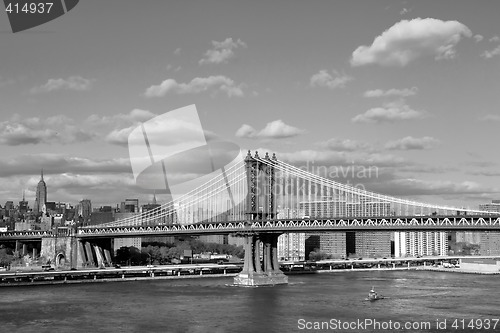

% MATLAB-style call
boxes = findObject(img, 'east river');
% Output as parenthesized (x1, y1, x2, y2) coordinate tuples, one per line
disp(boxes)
(0, 271, 498, 333)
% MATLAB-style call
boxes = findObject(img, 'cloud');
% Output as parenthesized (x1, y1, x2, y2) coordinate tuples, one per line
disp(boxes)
(481, 45, 500, 59)
(350, 18, 472, 67)
(0, 154, 131, 178)
(385, 136, 439, 150)
(489, 36, 500, 42)
(30, 76, 94, 93)
(473, 34, 484, 42)
(174, 48, 182, 55)
(478, 114, 500, 121)
(310, 70, 353, 89)
(0, 114, 94, 146)
(319, 138, 371, 152)
(363, 87, 418, 98)
(235, 120, 305, 139)
(199, 38, 247, 65)
(87, 109, 157, 126)
(352, 101, 426, 123)
(399, 8, 410, 15)
(380, 179, 498, 197)
(85, 109, 158, 147)
(144, 75, 244, 97)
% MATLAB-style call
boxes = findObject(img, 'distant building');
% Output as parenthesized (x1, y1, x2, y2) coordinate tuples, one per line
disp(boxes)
(278, 233, 305, 261)
(479, 200, 500, 213)
(479, 231, 500, 256)
(88, 212, 114, 225)
(19, 192, 28, 214)
(15, 220, 37, 231)
(34, 170, 47, 215)
(113, 237, 142, 254)
(305, 232, 346, 259)
(77, 199, 92, 223)
(394, 231, 448, 257)
(199, 235, 228, 244)
(121, 199, 139, 213)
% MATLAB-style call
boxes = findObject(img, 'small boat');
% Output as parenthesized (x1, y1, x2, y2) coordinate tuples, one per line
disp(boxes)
(366, 287, 384, 301)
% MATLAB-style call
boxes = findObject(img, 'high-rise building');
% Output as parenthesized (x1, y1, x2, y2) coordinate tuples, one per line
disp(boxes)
(34, 169, 47, 214)
(278, 233, 305, 261)
(479, 200, 500, 213)
(394, 231, 448, 257)
(19, 191, 28, 214)
(77, 199, 92, 224)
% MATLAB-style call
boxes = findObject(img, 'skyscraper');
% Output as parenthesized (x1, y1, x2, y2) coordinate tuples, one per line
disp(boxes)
(34, 169, 47, 214)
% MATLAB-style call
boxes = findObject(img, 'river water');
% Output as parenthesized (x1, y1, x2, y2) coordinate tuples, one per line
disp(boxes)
(0, 271, 498, 333)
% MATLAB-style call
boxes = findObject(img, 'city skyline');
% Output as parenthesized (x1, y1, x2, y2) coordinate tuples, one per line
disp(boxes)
(1, 0, 500, 208)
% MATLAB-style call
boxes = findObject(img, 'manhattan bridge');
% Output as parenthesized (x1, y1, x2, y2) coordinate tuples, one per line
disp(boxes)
(2, 150, 499, 286)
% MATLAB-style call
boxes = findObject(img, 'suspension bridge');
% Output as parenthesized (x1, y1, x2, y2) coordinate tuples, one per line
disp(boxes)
(1, 150, 499, 286)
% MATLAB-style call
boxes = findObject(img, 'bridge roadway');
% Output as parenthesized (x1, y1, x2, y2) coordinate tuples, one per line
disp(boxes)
(1, 215, 500, 240)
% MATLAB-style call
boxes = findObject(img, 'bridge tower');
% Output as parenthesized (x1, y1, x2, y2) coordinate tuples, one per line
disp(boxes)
(234, 151, 288, 286)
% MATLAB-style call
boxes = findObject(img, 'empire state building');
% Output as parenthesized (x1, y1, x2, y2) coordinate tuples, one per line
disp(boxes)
(34, 169, 47, 214)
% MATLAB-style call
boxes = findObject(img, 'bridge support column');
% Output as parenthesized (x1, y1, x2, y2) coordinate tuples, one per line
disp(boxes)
(233, 232, 288, 286)
(84, 242, 95, 267)
(77, 241, 86, 268)
(93, 245, 105, 268)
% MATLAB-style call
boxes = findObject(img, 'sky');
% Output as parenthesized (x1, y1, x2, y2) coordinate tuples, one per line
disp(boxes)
(1, 0, 500, 210)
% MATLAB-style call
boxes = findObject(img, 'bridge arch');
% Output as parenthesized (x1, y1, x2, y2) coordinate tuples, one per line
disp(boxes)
(56, 253, 66, 267)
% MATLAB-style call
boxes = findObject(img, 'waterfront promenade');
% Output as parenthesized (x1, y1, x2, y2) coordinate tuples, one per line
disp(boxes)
(2, 255, 498, 287)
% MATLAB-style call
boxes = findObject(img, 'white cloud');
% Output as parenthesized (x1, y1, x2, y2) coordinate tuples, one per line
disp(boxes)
(144, 75, 244, 97)
(473, 34, 484, 42)
(399, 8, 410, 15)
(363, 87, 418, 98)
(352, 101, 426, 123)
(199, 38, 247, 65)
(0, 114, 94, 146)
(385, 136, 439, 150)
(320, 138, 371, 152)
(350, 18, 472, 67)
(478, 114, 500, 121)
(481, 45, 500, 59)
(85, 109, 158, 146)
(489, 36, 500, 42)
(235, 120, 305, 139)
(30, 76, 94, 93)
(174, 48, 182, 55)
(87, 109, 157, 125)
(310, 70, 353, 89)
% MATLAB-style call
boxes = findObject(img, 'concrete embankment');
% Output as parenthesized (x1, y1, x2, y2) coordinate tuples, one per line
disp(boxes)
(415, 266, 500, 275)
(0, 272, 239, 287)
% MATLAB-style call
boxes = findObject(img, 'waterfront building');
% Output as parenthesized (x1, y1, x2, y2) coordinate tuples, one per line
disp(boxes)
(278, 233, 305, 261)
(34, 170, 47, 215)
(305, 232, 346, 259)
(479, 231, 500, 256)
(199, 235, 228, 245)
(394, 231, 448, 257)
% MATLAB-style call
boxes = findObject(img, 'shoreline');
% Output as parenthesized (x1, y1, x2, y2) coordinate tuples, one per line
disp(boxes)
(1, 265, 498, 288)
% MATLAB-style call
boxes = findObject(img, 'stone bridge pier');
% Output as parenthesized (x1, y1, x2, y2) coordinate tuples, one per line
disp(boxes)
(78, 239, 113, 268)
(233, 232, 288, 286)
